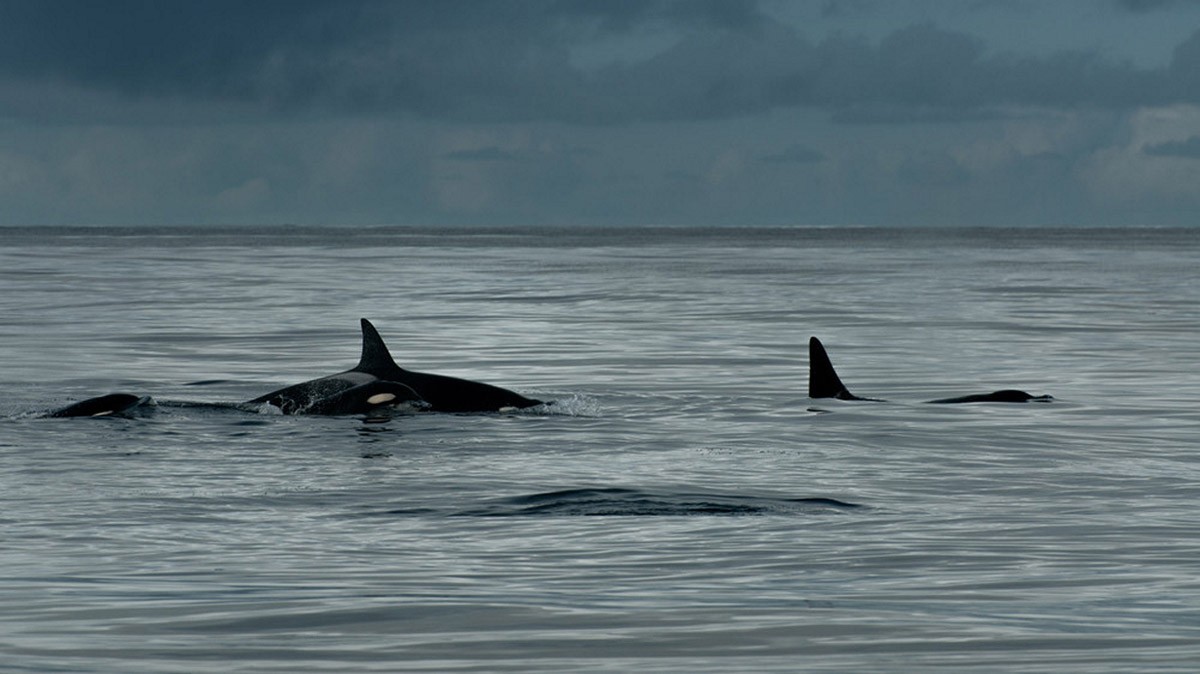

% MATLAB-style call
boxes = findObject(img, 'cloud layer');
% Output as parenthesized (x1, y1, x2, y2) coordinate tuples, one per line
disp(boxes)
(2, 0, 1199, 226)
(4, 1, 1198, 123)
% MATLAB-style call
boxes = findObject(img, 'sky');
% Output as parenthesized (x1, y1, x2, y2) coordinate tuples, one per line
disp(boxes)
(2, 0, 1199, 227)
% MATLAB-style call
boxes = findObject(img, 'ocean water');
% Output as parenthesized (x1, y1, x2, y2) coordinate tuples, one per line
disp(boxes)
(1, 226, 1198, 673)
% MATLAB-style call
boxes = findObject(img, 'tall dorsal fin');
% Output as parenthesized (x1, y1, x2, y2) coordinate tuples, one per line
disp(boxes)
(355, 318, 403, 374)
(808, 336, 867, 401)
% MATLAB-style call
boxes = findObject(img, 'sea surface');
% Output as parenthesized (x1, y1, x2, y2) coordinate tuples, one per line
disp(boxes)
(1, 225, 1198, 673)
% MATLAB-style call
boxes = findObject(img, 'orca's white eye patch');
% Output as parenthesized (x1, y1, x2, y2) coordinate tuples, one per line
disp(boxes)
(367, 393, 396, 405)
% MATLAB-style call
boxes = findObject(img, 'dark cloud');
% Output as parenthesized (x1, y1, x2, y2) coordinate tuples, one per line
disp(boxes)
(1168, 28, 1200, 93)
(2, 0, 1199, 229)
(819, 0, 880, 19)
(614, 21, 1196, 120)
(550, 0, 767, 32)
(760, 144, 826, 163)
(0, 0, 366, 98)
(442, 146, 522, 161)
(1144, 136, 1200, 157)
(1116, 0, 1197, 11)
(897, 151, 971, 187)
(2, 2, 1198, 125)
(831, 104, 1003, 125)
(0, 0, 763, 114)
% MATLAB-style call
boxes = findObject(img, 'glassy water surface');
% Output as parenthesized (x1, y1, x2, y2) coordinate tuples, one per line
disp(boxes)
(1, 226, 1198, 672)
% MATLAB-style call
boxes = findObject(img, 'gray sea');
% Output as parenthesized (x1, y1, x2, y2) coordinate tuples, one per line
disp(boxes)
(1, 226, 1197, 673)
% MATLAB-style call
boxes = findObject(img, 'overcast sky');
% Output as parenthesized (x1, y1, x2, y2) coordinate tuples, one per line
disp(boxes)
(2, 0, 1199, 227)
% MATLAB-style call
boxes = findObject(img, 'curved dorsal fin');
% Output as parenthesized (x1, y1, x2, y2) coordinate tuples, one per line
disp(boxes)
(355, 318, 403, 375)
(808, 336, 867, 401)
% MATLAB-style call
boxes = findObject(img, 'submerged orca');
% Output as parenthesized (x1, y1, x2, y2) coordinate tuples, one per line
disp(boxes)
(46, 393, 153, 418)
(47, 380, 422, 419)
(45, 318, 541, 418)
(808, 336, 1052, 404)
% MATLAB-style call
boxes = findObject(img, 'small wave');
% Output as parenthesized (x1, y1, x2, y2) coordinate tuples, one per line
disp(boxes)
(529, 393, 601, 417)
(462, 487, 863, 517)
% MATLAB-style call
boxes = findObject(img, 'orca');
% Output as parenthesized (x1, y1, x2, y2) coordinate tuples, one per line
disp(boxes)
(320, 318, 544, 413)
(926, 390, 1052, 404)
(46, 380, 422, 419)
(45, 318, 541, 418)
(249, 377, 427, 416)
(808, 336, 1051, 404)
(46, 393, 153, 418)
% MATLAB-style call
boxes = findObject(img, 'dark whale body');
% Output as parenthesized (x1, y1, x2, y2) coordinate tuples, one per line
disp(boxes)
(45, 393, 153, 418)
(45, 318, 541, 418)
(926, 390, 1052, 404)
(808, 336, 1052, 404)
(341, 319, 543, 413)
(250, 378, 426, 416)
(248, 318, 542, 414)
(46, 380, 422, 419)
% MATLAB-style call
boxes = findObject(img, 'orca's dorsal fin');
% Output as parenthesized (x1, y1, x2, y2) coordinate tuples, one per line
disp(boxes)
(355, 318, 404, 375)
(808, 336, 868, 401)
